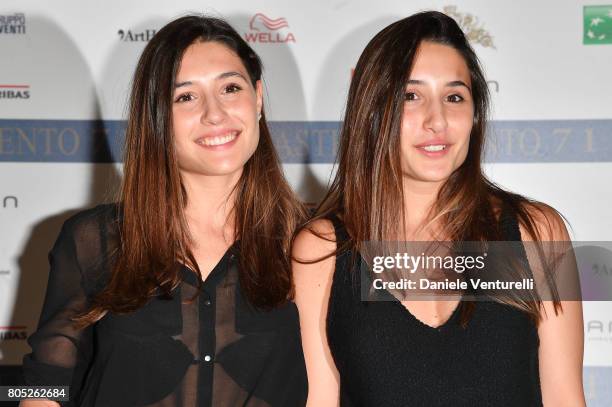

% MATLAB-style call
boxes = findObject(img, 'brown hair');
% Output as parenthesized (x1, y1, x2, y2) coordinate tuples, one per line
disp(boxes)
(307, 11, 562, 323)
(76, 15, 304, 327)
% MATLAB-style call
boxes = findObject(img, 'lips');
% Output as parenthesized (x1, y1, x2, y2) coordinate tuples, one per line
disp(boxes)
(195, 130, 240, 147)
(414, 139, 451, 157)
(420, 144, 447, 152)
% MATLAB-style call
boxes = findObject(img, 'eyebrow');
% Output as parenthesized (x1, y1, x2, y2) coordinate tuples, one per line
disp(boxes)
(174, 71, 248, 88)
(406, 79, 471, 91)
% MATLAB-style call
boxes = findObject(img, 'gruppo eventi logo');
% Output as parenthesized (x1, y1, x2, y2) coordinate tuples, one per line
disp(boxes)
(584, 5, 612, 45)
(244, 13, 296, 44)
(0, 13, 25, 35)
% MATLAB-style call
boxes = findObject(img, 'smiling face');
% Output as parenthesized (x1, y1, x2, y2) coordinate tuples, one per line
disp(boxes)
(172, 41, 262, 179)
(399, 41, 474, 185)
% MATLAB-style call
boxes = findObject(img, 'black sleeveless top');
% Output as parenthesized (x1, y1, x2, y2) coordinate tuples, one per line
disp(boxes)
(326, 210, 542, 407)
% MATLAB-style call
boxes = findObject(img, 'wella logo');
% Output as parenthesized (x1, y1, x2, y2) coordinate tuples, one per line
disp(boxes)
(244, 13, 296, 44)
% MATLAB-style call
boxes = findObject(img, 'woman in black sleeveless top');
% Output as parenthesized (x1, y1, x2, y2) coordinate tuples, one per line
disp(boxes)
(292, 11, 585, 407)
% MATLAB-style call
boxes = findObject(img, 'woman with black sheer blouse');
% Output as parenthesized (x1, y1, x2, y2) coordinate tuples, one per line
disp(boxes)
(21, 16, 307, 407)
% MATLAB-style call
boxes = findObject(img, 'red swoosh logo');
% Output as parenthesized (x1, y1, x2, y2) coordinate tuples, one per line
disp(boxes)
(249, 13, 289, 31)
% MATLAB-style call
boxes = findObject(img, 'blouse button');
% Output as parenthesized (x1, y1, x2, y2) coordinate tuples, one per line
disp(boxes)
(203, 299, 212, 306)
(203, 354, 213, 362)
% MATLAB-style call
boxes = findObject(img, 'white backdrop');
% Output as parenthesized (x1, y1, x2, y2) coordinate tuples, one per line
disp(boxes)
(1, 0, 611, 405)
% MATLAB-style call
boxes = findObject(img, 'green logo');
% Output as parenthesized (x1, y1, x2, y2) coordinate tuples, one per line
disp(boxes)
(584, 5, 612, 44)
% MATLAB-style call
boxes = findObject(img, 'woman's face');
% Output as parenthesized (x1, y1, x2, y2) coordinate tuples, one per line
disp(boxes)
(172, 41, 262, 178)
(399, 41, 474, 184)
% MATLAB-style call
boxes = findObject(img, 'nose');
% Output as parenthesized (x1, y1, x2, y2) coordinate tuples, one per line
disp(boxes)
(423, 99, 448, 133)
(200, 95, 227, 125)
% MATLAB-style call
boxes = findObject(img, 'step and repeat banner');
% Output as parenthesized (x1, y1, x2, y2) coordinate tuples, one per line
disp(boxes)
(1, 0, 611, 404)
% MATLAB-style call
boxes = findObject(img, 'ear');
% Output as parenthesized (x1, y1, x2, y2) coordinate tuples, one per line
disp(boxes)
(255, 79, 263, 116)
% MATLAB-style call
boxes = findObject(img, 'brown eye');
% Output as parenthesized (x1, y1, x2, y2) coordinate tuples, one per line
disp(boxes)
(447, 94, 464, 103)
(404, 92, 418, 101)
(175, 93, 194, 103)
(224, 84, 242, 93)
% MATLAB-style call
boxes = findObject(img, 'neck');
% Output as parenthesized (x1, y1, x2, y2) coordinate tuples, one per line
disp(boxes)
(401, 177, 444, 239)
(181, 170, 242, 237)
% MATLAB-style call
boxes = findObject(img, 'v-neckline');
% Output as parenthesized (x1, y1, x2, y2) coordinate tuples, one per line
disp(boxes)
(391, 298, 463, 331)
(180, 242, 238, 287)
(358, 252, 464, 331)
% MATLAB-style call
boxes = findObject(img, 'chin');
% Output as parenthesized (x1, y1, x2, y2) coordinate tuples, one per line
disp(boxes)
(410, 166, 455, 183)
(421, 174, 452, 183)
(209, 165, 245, 177)
(189, 159, 241, 177)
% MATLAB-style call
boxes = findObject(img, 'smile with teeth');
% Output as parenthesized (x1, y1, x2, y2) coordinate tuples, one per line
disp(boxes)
(197, 132, 239, 146)
(419, 144, 447, 152)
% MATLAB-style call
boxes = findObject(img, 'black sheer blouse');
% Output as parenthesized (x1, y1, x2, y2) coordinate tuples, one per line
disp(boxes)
(22, 204, 308, 407)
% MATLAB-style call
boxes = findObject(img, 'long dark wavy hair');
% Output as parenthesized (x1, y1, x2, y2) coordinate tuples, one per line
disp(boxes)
(76, 15, 305, 327)
(307, 11, 562, 323)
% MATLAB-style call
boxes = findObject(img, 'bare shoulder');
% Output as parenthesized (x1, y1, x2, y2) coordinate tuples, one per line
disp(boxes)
(292, 218, 337, 264)
(519, 201, 570, 242)
(292, 218, 338, 299)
